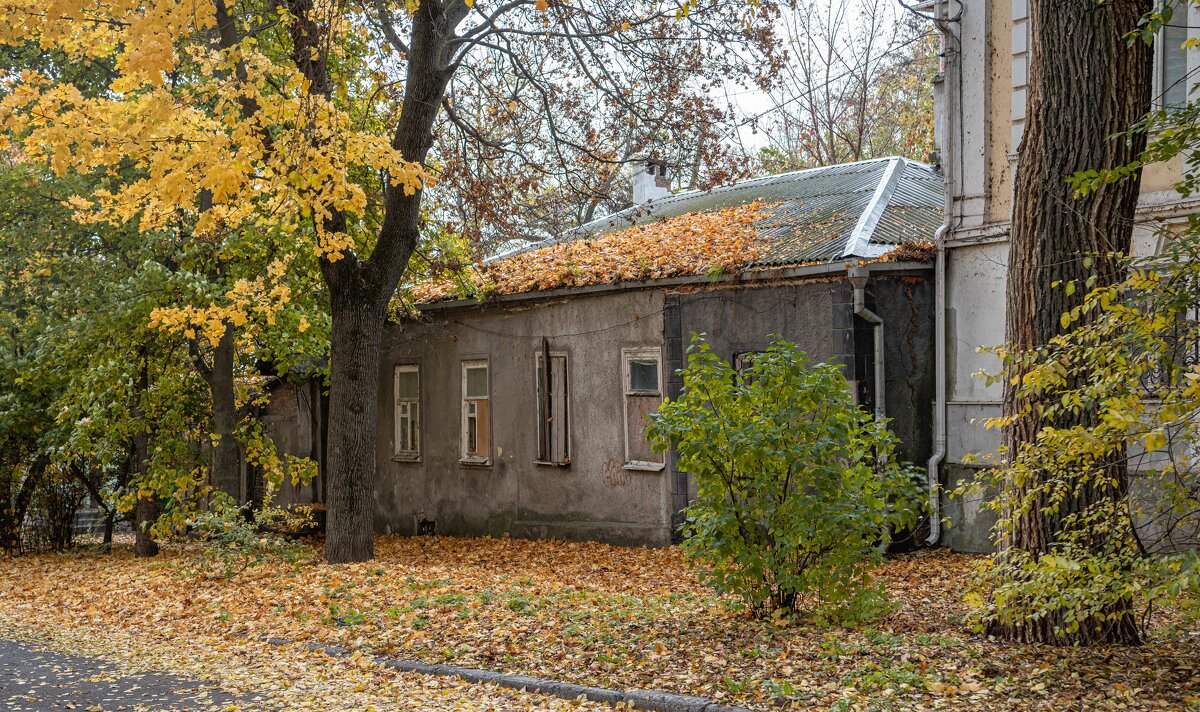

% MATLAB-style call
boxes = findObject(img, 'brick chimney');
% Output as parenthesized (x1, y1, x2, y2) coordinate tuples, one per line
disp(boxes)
(632, 158, 672, 204)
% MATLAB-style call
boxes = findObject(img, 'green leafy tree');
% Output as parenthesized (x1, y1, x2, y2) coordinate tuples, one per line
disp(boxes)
(647, 337, 923, 622)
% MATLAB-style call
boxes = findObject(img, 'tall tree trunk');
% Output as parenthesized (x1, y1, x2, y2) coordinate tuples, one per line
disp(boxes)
(285, 0, 467, 563)
(322, 294, 386, 562)
(131, 356, 159, 558)
(1, 462, 41, 553)
(997, 0, 1152, 645)
(208, 324, 241, 501)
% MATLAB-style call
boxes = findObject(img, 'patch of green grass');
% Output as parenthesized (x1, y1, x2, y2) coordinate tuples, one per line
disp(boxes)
(839, 660, 925, 693)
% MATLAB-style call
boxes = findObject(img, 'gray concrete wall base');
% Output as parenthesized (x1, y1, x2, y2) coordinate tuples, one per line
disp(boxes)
(940, 463, 998, 553)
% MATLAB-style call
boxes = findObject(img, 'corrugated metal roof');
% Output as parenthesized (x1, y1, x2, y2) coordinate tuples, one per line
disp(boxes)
(501, 156, 944, 266)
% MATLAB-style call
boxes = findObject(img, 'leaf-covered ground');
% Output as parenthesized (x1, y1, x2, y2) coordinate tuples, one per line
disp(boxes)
(1, 536, 1198, 711)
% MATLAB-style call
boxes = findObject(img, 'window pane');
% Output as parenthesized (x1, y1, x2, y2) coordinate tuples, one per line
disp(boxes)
(1164, 22, 1189, 109)
(408, 403, 419, 453)
(629, 359, 659, 391)
(626, 394, 660, 462)
(476, 400, 490, 455)
(396, 368, 419, 399)
(398, 410, 411, 452)
(466, 365, 489, 398)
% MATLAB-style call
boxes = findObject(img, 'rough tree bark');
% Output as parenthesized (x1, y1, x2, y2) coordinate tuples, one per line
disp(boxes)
(205, 325, 242, 500)
(998, 0, 1152, 645)
(131, 355, 159, 558)
(286, 0, 466, 563)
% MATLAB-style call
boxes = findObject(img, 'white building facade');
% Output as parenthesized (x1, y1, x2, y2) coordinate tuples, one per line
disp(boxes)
(930, 0, 1200, 551)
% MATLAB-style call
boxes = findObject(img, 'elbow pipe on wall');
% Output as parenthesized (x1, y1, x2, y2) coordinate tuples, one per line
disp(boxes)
(846, 266, 885, 422)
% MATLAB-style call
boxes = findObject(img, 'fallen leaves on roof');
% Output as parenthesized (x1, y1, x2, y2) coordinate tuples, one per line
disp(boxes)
(876, 239, 936, 263)
(3, 535, 1198, 711)
(409, 202, 769, 304)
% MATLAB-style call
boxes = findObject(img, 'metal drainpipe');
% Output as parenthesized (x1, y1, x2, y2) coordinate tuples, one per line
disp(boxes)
(924, 0, 960, 547)
(846, 266, 885, 422)
(926, 225, 950, 546)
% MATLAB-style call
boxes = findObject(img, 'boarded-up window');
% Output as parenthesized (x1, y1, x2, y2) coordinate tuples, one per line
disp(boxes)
(462, 360, 490, 462)
(394, 364, 420, 459)
(536, 351, 570, 465)
(622, 347, 664, 470)
(733, 351, 759, 378)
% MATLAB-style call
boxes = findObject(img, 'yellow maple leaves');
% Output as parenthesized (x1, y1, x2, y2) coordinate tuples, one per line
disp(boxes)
(411, 201, 768, 304)
(149, 258, 296, 345)
(0, 0, 429, 264)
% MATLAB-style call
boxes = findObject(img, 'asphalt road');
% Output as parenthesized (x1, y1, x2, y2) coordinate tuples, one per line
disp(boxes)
(0, 638, 243, 711)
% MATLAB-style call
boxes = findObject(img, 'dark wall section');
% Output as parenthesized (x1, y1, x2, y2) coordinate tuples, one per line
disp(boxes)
(665, 274, 935, 530)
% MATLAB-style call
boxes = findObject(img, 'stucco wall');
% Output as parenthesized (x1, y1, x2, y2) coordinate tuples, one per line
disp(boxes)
(665, 274, 936, 506)
(376, 289, 673, 546)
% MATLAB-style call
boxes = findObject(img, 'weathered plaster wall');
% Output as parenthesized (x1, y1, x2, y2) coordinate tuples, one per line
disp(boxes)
(263, 381, 323, 507)
(665, 274, 936, 505)
(376, 289, 672, 546)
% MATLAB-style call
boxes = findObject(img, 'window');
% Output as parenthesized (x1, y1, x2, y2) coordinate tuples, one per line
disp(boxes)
(536, 350, 570, 465)
(622, 347, 664, 471)
(461, 360, 491, 463)
(1159, 9, 1192, 110)
(394, 365, 420, 460)
(733, 351, 763, 382)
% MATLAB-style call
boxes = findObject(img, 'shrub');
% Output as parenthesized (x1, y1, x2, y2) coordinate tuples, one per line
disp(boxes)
(648, 337, 923, 622)
(180, 492, 310, 580)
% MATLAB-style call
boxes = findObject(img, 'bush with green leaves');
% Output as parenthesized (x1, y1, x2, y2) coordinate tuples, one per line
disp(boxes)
(180, 492, 310, 580)
(647, 337, 924, 622)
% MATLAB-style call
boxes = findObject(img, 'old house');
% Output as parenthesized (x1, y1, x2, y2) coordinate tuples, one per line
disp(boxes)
(359, 157, 944, 546)
(927, 0, 1200, 551)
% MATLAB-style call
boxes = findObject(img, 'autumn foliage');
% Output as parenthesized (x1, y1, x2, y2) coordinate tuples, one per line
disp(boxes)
(409, 202, 769, 304)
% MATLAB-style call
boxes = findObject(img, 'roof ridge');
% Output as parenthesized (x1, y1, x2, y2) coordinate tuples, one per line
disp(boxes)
(842, 157, 905, 258)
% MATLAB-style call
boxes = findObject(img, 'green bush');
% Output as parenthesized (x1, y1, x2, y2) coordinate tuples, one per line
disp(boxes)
(647, 337, 923, 622)
(180, 492, 310, 580)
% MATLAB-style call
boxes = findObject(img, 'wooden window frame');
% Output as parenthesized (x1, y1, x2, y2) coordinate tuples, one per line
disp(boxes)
(622, 347, 665, 472)
(460, 359, 492, 466)
(393, 364, 421, 462)
(535, 348, 571, 467)
(1155, 6, 1199, 111)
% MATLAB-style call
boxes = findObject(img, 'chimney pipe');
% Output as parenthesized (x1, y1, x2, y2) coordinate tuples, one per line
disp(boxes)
(632, 158, 672, 205)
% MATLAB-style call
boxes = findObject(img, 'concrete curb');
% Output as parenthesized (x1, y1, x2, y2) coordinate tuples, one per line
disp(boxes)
(257, 637, 751, 711)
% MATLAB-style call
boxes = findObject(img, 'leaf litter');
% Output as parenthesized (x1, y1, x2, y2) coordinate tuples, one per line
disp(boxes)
(1, 536, 1197, 711)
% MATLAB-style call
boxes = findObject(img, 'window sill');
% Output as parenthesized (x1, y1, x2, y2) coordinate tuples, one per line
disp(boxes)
(459, 457, 492, 468)
(534, 460, 571, 468)
(392, 454, 421, 463)
(623, 461, 665, 473)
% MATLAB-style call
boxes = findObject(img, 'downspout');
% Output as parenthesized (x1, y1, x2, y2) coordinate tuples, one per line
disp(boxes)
(926, 225, 949, 546)
(846, 266, 885, 421)
(924, 0, 961, 547)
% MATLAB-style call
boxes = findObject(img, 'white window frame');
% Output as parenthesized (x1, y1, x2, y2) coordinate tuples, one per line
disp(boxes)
(622, 347, 665, 472)
(460, 359, 491, 465)
(1154, 5, 1199, 111)
(535, 349, 571, 466)
(393, 364, 420, 461)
